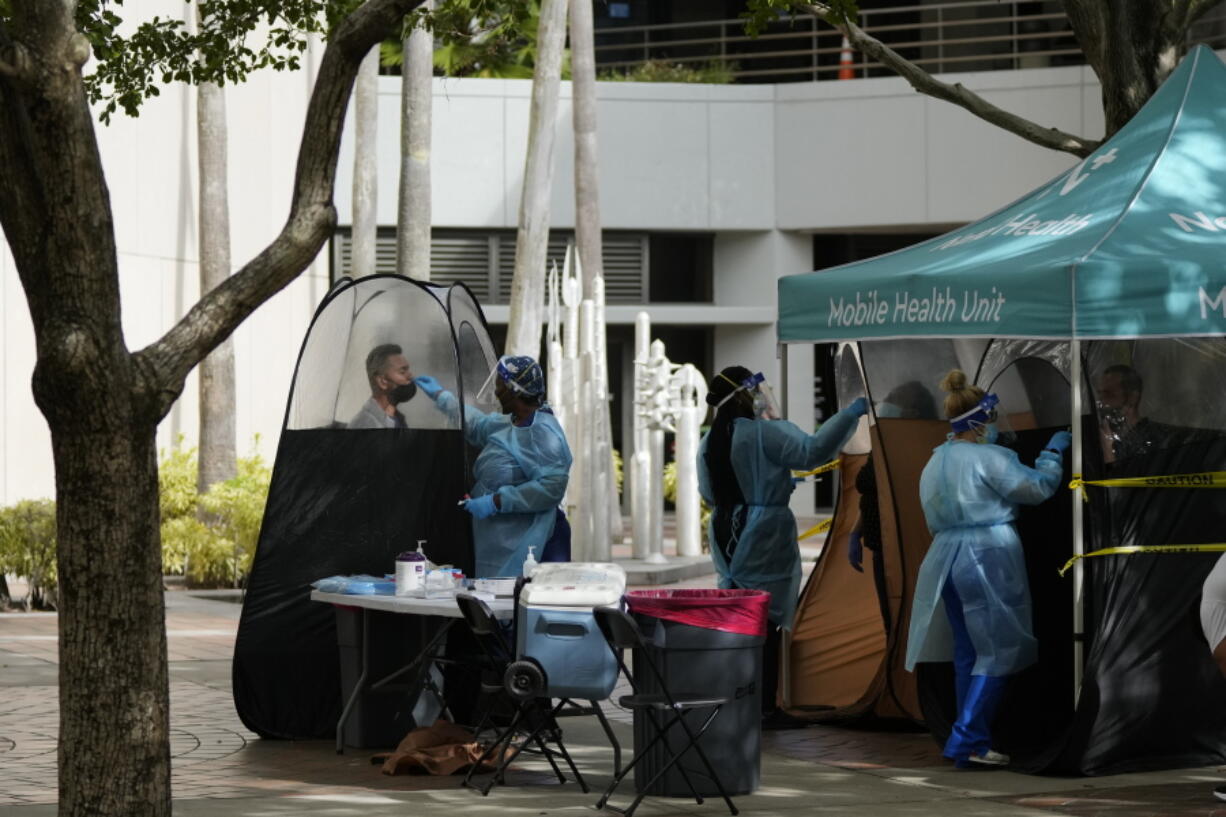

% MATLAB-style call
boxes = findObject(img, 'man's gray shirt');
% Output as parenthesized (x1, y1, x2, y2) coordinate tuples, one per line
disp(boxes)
(348, 398, 402, 429)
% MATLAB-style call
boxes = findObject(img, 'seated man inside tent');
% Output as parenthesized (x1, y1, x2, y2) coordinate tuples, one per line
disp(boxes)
(348, 344, 418, 429)
(1095, 364, 1182, 464)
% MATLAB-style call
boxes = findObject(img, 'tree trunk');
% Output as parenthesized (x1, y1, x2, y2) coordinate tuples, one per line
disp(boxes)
(197, 77, 237, 491)
(397, 0, 433, 280)
(0, 4, 425, 814)
(569, 0, 619, 546)
(569, 0, 602, 298)
(54, 425, 168, 815)
(352, 40, 380, 276)
(505, 0, 568, 356)
(1063, 0, 1192, 137)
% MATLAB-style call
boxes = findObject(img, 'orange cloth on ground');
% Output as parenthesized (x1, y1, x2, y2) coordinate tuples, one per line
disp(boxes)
(370, 720, 498, 776)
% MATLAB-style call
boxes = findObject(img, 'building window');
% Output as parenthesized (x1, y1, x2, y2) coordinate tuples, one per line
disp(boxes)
(332, 229, 713, 305)
(647, 233, 713, 303)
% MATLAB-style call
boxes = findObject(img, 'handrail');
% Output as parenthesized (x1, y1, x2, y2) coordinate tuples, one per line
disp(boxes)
(597, 30, 1080, 70)
(593, 11, 1071, 53)
(592, 0, 1061, 35)
(592, 0, 1226, 83)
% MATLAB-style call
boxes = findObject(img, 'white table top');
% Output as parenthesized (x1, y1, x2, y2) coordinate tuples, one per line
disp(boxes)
(310, 589, 514, 620)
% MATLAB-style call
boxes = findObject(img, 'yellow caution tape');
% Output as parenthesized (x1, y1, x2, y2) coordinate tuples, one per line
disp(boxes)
(1058, 543, 1226, 577)
(792, 460, 841, 480)
(1069, 471, 1226, 501)
(798, 518, 834, 541)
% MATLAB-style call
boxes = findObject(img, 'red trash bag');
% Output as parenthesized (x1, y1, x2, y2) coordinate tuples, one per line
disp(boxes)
(625, 589, 771, 637)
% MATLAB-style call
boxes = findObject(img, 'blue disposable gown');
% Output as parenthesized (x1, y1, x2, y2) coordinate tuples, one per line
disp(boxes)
(436, 392, 572, 578)
(697, 408, 861, 629)
(906, 440, 1062, 676)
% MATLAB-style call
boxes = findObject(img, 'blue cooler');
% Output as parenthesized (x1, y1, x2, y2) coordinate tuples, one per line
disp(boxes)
(515, 563, 626, 700)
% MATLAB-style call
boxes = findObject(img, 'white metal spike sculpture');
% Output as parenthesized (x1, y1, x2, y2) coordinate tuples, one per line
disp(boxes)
(642, 339, 672, 564)
(630, 312, 653, 559)
(593, 275, 621, 547)
(668, 364, 707, 557)
(546, 260, 566, 441)
(629, 311, 707, 561)
(548, 244, 615, 562)
(576, 298, 598, 560)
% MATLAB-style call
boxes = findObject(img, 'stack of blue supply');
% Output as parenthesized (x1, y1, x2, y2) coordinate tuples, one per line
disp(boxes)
(312, 575, 396, 595)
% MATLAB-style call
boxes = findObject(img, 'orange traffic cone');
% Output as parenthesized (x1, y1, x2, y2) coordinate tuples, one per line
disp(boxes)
(838, 36, 855, 80)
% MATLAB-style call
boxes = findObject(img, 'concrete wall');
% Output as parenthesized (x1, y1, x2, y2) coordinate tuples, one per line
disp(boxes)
(2, 54, 1105, 504)
(775, 65, 1103, 229)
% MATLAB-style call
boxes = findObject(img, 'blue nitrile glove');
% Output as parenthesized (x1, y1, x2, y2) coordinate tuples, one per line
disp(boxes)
(414, 375, 443, 399)
(847, 397, 869, 418)
(464, 493, 498, 520)
(848, 531, 864, 573)
(1045, 430, 1072, 453)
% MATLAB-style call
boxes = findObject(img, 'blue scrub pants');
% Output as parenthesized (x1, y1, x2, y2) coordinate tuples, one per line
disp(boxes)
(941, 579, 1008, 765)
(540, 508, 571, 562)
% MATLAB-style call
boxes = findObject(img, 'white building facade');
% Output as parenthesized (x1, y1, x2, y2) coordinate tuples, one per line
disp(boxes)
(0, 51, 1104, 510)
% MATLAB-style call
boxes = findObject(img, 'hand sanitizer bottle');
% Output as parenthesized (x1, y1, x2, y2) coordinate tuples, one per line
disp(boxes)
(396, 540, 428, 596)
(522, 545, 538, 578)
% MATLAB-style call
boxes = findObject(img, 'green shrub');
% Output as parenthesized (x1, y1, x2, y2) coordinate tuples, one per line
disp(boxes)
(611, 448, 624, 495)
(158, 440, 272, 588)
(0, 499, 58, 609)
(599, 60, 736, 84)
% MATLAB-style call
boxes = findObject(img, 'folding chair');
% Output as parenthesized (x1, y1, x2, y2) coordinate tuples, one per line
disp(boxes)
(454, 592, 589, 796)
(593, 606, 738, 817)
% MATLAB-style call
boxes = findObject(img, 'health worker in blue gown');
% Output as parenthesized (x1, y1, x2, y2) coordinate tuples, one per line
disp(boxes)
(697, 365, 868, 727)
(906, 368, 1070, 768)
(415, 356, 572, 578)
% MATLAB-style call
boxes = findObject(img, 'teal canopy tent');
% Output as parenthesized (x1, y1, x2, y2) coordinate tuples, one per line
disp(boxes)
(779, 45, 1226, 344)
(780, 46, 1226, 775)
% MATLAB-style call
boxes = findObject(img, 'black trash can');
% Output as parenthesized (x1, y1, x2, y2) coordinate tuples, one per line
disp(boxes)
(626, 589, 770, 797)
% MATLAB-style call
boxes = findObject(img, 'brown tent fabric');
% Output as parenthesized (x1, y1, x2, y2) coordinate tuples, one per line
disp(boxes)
(787, 419, 949, 722)
(370, 720, 500, 776)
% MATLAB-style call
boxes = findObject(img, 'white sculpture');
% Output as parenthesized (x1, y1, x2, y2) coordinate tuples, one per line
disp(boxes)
(547, 244, 613, 563)
(667, 364, 707, 557)
(629, 312, 707, 562)
(546, 262, 705, 564)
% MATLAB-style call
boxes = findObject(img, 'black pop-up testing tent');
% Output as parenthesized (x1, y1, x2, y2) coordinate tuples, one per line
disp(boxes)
(782, 46, 1226, 774)
(232, 275, 499, 740)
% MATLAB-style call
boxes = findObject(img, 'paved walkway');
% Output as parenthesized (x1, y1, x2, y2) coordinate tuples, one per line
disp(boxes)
(3, 551, 1226, 815)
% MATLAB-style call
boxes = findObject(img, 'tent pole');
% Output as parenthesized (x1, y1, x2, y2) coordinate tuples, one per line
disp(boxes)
(1071, 338, 1085, 706)
(779, 341, 793, 709)
(778, 342, 789, 418)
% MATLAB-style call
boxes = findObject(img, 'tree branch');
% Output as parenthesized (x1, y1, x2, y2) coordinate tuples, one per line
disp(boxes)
(134, 0, 426, 418)
(797, 2, 1101, 158)
(1188, 0, 1226, 24)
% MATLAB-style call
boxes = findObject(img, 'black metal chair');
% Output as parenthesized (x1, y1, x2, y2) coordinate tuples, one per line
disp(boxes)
(592, 606, 738, 817)
(454, 592, 588, 796)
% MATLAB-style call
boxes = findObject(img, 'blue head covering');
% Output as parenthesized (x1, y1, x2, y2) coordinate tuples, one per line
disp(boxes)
(497, 355, 545, 397)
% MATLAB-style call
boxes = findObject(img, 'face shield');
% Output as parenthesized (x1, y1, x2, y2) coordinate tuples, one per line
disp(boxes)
(474, 365, 499, 405)
(950, 393, 1015, 445)
(713, 371, 781, 420)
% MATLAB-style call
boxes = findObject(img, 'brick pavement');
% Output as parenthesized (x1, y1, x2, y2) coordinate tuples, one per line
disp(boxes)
(7, 552, 1226, 815)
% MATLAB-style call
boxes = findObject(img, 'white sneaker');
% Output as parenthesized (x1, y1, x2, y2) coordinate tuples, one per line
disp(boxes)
(967, 749, 1010, 766)
(1213, 783, 1226, 802)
